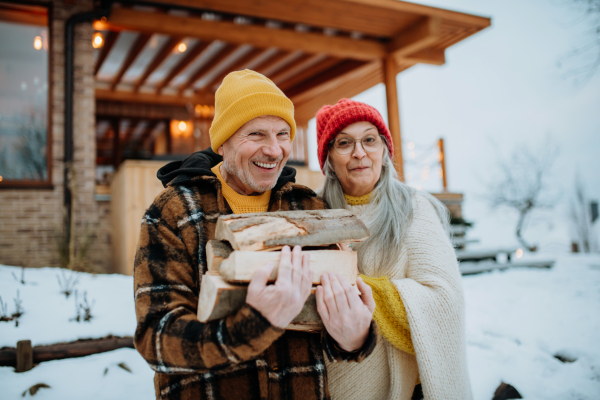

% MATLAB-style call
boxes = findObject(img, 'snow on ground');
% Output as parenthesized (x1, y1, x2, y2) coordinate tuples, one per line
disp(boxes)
(1, 254, 600, 399)
(0, 348, 154, 399)
(0, 266, 135, 347)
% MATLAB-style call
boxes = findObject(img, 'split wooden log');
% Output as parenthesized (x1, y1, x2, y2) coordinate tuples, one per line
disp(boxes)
(198, 273, 323, 332)
(215, 210, 370, 251)
(218, 250, 357, 284)
(206, 239, 233, 271)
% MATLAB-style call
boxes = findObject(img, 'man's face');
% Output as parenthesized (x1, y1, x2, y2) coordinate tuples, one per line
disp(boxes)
(219, 115, 292, 195)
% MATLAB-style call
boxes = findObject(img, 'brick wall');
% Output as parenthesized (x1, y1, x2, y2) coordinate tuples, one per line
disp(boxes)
(0, 0, 113, 272)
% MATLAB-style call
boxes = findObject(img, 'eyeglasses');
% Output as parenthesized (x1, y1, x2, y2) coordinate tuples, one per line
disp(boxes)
(330, 134, 384, 155)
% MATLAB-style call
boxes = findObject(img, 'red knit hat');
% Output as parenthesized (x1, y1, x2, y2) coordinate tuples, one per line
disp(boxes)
(316, 98, 393, 171)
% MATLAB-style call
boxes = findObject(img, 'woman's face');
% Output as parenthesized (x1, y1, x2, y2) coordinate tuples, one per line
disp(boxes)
(328, 121, 385, 197)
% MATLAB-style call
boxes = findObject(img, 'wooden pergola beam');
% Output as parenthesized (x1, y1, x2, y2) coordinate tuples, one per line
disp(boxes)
(155, 40, 212, 94)
(94, 31, 119, 76)
(110, 33, 151, 90)
(389, 17, 441, 59)
(403, 48, 445, 66)
(134, 36, 183, 91)
(278, 57, 341, 92)
(94, 8, 386, 61)
(179, 43, 241, 94)
(96, 88, 214, 107)
(134, 0, 491, 37)
(271, 53, 327, 85)
(252, 50, 292, 75)
(206, 47, 270, 92)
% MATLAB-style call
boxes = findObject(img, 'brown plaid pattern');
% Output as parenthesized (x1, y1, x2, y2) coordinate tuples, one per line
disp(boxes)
(134, 175, 378, 400)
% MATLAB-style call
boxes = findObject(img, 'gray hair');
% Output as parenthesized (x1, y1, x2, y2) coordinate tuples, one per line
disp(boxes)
(319, 148, 450, 272)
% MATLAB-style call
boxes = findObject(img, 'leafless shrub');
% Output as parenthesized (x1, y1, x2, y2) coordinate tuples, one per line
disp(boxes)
(484, 140, 559, 251)
(13, 290, 23, 327)
(56, 269, 81, 299)
(569, 175, 599, 252)
(0, 296, 10, 322)
(11, 267, 26, 285)
(70, 290, 95, 323)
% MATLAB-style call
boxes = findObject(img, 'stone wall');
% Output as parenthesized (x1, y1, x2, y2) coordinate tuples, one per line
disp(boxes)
(0, 0, 113, 272)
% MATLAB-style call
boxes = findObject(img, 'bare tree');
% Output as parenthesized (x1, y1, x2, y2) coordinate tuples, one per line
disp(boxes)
(557, 0, 600, 84)
(485, 141, 559, 251)
(569, 174, 598, 252)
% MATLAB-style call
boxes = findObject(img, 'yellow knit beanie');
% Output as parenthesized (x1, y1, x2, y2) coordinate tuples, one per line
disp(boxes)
(209, 69, 296, 152)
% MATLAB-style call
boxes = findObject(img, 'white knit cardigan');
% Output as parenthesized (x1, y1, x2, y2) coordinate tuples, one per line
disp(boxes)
(325, 194, 472, 400)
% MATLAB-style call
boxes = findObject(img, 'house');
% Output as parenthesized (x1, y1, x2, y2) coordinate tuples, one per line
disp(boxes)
(0, 0, 490, 272)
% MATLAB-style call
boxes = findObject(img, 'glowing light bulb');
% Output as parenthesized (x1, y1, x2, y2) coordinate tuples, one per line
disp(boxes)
(515, 248, 523, 258)
(178, 121, 187, 131)
(92, 32, 103, 49)
(33, 36, 42, 50)
(0, 175, 3, 182)
(178, 43, 187, 52)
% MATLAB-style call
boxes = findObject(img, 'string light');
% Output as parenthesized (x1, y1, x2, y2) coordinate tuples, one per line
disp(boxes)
(515, 248, 524, 258)
(33, 36, 42, 50)
(92, 32, 103, 48)
(178, 121, 187, 131)
(178, 43, 187, 52)
(407, 142, 415, 150)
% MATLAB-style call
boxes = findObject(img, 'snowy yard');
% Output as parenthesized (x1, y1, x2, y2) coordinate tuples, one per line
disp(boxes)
(1, 253, 599, 399)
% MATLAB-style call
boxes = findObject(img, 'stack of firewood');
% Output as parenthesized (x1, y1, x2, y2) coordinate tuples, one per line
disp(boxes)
(197, 209, 370, 331)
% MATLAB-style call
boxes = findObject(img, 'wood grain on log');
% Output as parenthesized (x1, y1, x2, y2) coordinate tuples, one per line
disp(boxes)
(218, 250, 358, 284)
(198, 273, 323, 331)
(206, 239, 233, 271)
(215, 210, 370, 251)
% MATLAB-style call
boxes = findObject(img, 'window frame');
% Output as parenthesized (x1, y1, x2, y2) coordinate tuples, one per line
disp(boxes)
(0, 2, 53, 189)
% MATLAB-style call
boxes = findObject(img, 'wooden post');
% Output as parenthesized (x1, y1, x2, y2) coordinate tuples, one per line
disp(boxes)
(165, 118, 172, 154)
(112, 118, 121, 170)
(383, 56, 404, 180)
(302, 125, 310, 166)
(439, 138, 448, 191)
(16, 340, 33, 372)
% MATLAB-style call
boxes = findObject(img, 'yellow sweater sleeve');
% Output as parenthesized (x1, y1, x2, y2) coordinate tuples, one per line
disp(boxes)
(360, 274, 415, 355)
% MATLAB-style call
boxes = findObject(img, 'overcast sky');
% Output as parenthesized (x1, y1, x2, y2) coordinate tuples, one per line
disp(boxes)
(307, 0, 600, 250)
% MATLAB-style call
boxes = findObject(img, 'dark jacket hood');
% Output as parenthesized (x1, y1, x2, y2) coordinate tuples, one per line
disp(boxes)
(157, 147, 297, 191)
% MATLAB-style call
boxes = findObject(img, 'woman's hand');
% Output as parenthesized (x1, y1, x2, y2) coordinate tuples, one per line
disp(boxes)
(247, 246, 313, 329)
(316, 273, 376, 352)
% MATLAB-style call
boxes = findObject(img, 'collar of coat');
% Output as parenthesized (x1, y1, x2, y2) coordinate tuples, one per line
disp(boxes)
(157, 147, 298, 193)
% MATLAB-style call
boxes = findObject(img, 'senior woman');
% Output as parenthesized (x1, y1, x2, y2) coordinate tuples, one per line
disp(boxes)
(314, 99, 471, 400)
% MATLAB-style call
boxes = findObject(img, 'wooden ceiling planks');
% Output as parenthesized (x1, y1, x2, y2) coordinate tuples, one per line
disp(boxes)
(155, 40, 212, 94)
(205, 47, 270, 92)
(179, 43, 241, 94)
(134, 36, 183, 91)
(110, 33, 151, 90)
(94, 31, 119, 76)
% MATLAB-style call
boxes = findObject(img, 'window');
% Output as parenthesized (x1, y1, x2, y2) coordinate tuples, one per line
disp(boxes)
(0, 4, 50, 186)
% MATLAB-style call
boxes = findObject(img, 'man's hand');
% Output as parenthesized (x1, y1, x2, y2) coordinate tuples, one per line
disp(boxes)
(246, 245, 313, 329)
(316, 274, 376, 352)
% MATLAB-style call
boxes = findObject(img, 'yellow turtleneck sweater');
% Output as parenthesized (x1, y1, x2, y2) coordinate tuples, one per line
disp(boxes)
(344, 191, 415, 356)
(211, 162, 271, 214)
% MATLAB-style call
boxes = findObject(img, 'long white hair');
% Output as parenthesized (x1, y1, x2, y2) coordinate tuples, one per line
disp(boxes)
(319, 147, 450, 271)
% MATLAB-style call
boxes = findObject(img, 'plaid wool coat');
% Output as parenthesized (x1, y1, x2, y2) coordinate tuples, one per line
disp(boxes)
(134, 149, 378, 400)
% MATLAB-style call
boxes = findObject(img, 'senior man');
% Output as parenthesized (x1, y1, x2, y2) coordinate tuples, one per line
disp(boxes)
(134, 70, 377, 400)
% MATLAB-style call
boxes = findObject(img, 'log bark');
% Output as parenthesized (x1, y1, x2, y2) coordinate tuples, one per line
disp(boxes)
(0, 336, 134, 367)
(16, 340, 33, 372)
(215, 210, 370, 251)
(206, 239, 233, 271)
(218, 250, 357, 284)
(198, 273, 323, 331)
